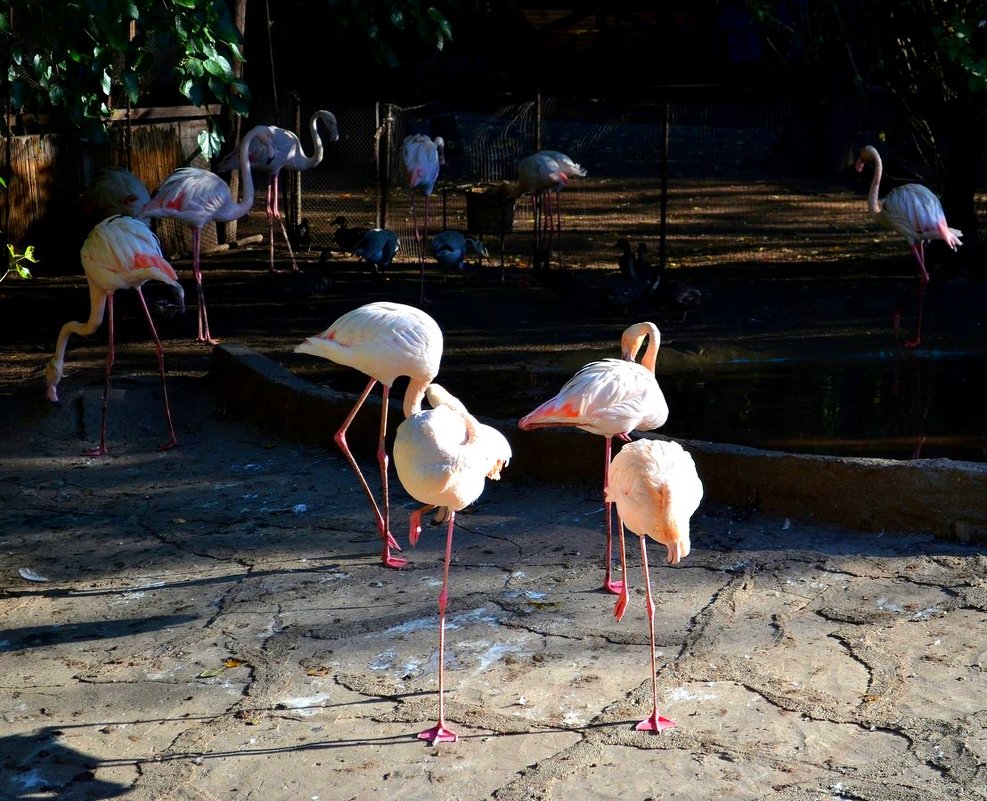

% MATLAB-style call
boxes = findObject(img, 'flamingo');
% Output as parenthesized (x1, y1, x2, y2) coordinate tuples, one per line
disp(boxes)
(139, 124, 274, 345)
(429, 230, 489, 279)
(44, 215, 185, 457)
(606, 438, 703, 732)
(400, 134, 445, 303)
(80, 166, 151, 221)
(855, 145, 963, 348)
(518, 322, 668, 594)
(393, 383, 512, 744)
(293, 301, 443, 569)
(218, 110, 339, 273)
(514, 152, 569, 270)
(535, 149, 586, 252)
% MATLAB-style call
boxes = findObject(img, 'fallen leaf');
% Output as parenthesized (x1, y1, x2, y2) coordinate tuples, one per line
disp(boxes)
(19, 568, 49, 582)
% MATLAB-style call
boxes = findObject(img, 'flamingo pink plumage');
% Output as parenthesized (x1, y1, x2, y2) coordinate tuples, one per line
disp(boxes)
(855, 145, 963, 348)
(606, 437, 703, 732)
(140, 124, 274, 345)
(515, 152, 569, 270)
(400, 134, 445, 303)
(218, 110, 339, 273)
(44, 215, 184, 457)
(80, 166, 151, 221)
(393, 383, 511, 744)
(293, 301, 443, 569)
(518, 322, 668, 594)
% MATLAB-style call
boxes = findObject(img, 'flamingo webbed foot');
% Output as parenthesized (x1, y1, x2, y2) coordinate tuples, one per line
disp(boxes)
(636, 712, 676, 732)
(603, 577, 624, 596)
(417, 722, 458, 745)
(84, 445, 108, 458)
(613, 588, 629, 621)
(382, 552, 410, 569)
(157, 439, 178, 452)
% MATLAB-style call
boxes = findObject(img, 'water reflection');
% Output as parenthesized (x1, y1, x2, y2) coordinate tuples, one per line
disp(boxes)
(292, 349, 987, 464)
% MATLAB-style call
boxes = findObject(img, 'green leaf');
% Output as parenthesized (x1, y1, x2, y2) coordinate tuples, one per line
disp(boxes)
(203, 55, 232, 78)
(198, 128, 223, 159)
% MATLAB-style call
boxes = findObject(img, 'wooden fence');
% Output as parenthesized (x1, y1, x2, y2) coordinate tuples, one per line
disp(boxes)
(2, 106, 218, 275)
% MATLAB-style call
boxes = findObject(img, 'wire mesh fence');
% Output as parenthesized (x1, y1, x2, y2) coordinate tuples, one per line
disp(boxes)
(243, 91, 886, 278)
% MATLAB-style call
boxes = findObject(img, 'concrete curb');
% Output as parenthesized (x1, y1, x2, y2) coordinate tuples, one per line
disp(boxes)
(208, 343, 987, 543)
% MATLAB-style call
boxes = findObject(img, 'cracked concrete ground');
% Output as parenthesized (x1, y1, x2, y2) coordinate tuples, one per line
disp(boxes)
(2, 369, 986, 801)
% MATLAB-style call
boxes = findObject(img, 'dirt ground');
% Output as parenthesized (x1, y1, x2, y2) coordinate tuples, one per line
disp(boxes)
(2, 229, 987, 800)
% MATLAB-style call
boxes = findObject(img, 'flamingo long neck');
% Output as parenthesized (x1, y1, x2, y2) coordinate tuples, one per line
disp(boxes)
(625, 323, 661, 373)
(865, 146, 883, 214)
(404, 378, 430, 419)
(47, 285, 108, 394)
(299, 111, 334, 171)
(229, 128, 263, 219)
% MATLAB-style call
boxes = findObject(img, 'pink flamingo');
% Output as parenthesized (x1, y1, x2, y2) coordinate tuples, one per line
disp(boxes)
(44, 215, 185, 457)
(393, 383, 511, 744)
(855, 145, 963, 348)
(400, 134, 445, 303)
(534, 149, 586, 252)
(218, 110, 339, 273)
(140, 124, 274, 345)
(515, 152, 569, 270)
(606, 438, 703, 732)
(518, 322, 668, 594)
(80, 166, 151, 220)
(293, 301, 443, 569)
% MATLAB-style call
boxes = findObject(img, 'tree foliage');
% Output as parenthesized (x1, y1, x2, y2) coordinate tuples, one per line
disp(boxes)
(2, 0, 249, 141)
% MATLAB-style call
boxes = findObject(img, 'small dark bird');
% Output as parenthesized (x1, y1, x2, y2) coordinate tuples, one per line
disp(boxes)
(352, 228, 400, 277)
(430, 230, 489, 279)
(332, 215, 371, 253)
(289, 217, 312, 253)
(650, 262, 708, 321)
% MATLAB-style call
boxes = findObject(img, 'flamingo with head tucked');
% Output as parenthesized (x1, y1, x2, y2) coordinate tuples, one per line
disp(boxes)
(393, 383, 511, 744)
(855, 145, 962, 348)
(293, 301, 443, 569)
(44, 215, 184, 457)
(140, 125, 274, 345)
(218, 110, 339, 272)
(606, 437, 703, 732)
(514, 152, 569, 270)
(518, 322, 668, 594)
(401, 134, 445, 303)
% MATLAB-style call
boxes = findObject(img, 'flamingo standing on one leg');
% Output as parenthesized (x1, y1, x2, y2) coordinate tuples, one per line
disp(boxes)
(139, 125, 274, 345)
(293, 301, 443, 569)
(518, 322, 668, 594)
(514, 153, 568, 271)
(400, 134, 445, 304)
(606, 438, 703, 732)
(44, 215, 185, 457)
(218, 110, 339, 273)
(393, 383, 512, 744)
(855, 145, 963, 348)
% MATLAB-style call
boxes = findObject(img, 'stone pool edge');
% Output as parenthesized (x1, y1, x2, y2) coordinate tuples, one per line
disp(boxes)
(208, 343, 987, 543)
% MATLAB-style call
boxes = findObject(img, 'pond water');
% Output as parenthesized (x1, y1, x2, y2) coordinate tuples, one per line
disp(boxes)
(294, 347, 987, 464)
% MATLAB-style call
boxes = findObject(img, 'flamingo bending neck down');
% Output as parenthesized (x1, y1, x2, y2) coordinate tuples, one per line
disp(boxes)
(855, 145, 962, 348)
(219, 110, 339, 272)
(140, 124, 274, 345)
(606, 438, 703, 732)
(518, 322, 667, 594)
(293, 301, 444, 569)
(393, 383, 512, 744)
(45, 215, 184, 457)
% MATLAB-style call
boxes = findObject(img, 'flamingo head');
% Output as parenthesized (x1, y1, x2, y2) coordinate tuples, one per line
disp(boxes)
(44, 357, 63, 403)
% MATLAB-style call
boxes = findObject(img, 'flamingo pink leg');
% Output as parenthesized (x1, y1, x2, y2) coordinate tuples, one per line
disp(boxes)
(267, 175, 299, 273)
(333, 378, 406, 569)
(602, 436, 624, 595)
(190, 228, 218, 346)
(418, 511, 459, 745)
(636, 536, 676, 732)
(411, 194, 432, 305)
(613, 518, 630, 621)
(892, 243, 930, 348)
(85, 294, 116, 458)
(132, 286, 178, 452)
